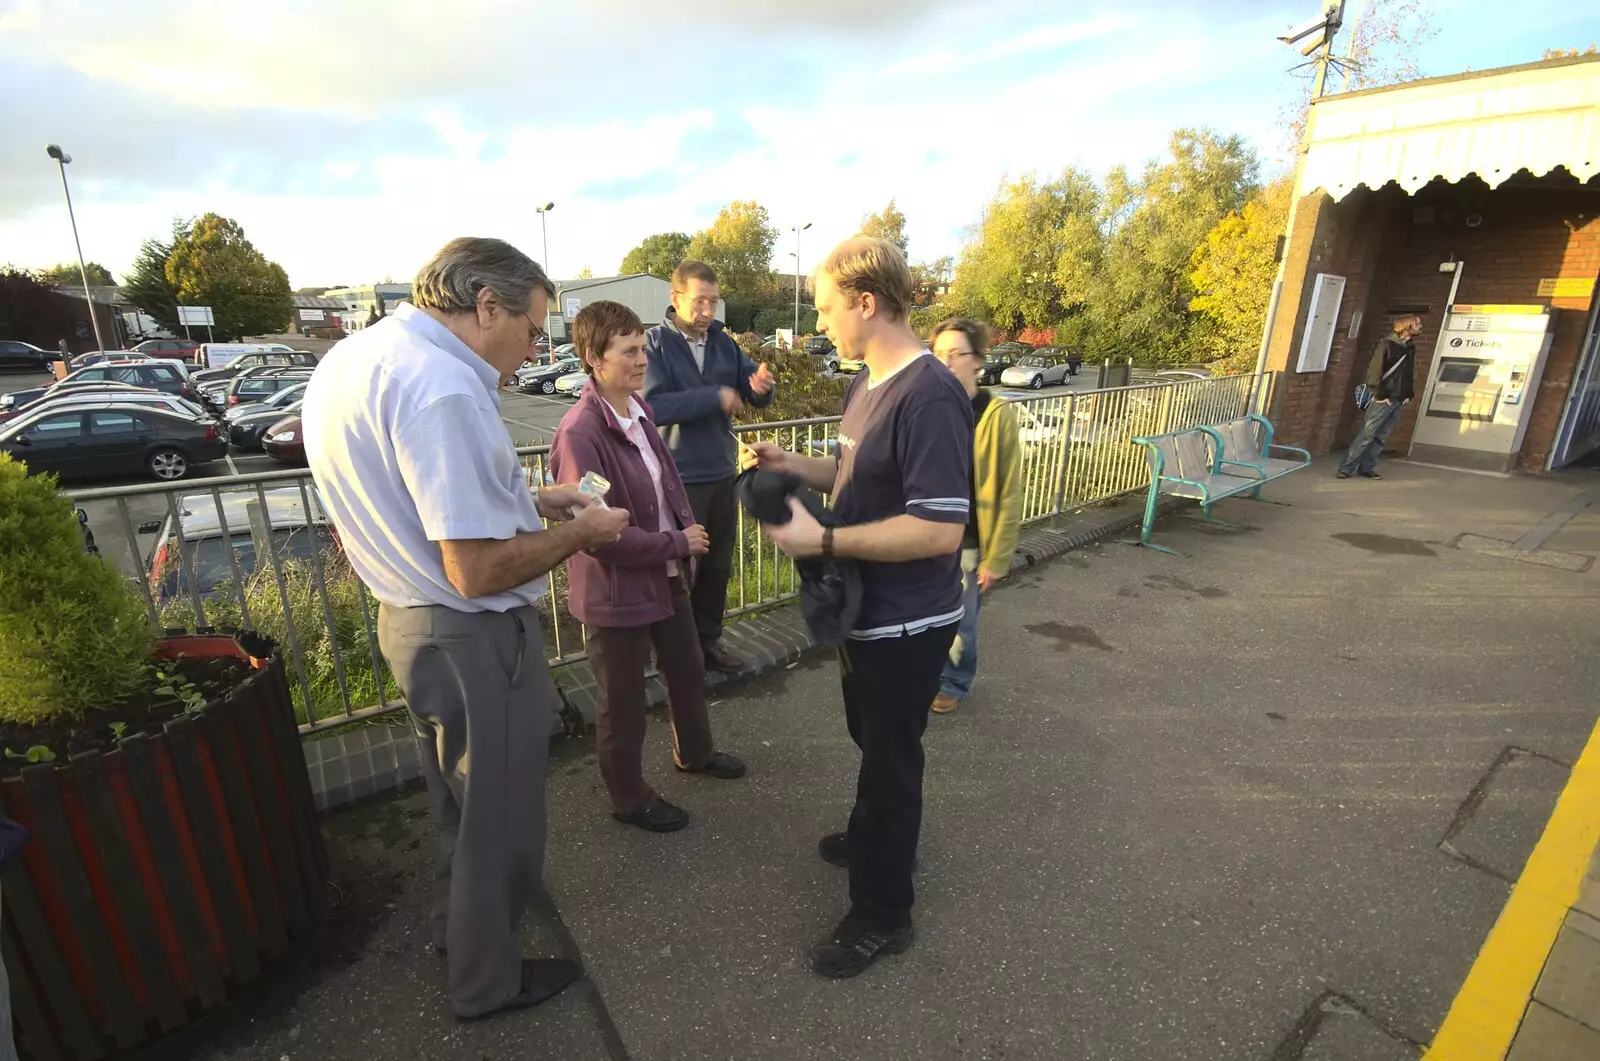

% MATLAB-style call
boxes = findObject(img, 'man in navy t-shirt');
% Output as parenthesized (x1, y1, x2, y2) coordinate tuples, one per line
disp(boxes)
(754, 236, 971, 978)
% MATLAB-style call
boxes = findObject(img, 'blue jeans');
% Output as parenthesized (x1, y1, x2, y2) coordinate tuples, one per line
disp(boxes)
(1339, 399, 1404, 475)
(938, 563, 982, 700)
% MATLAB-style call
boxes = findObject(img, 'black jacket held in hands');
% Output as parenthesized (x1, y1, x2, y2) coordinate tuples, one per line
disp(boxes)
(736, 468, 862, 645)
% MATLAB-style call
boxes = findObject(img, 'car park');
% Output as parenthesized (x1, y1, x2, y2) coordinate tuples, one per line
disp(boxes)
(0, 340, 58, 371)
(229, 398, 304, 448)
(138, 485, 333, 601)
(515, 356, 581, 394)
(804, 335, 834, 357)
(831, 355, 865, 374)
(554, 370, 589, 396)
(989, 340, 1034, 361)
(197, 364, 308, 407)
(1000, 350, 1076, 390)
(0, 402, 226, 481)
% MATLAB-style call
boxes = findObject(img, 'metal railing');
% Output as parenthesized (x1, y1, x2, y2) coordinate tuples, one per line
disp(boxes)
(66, 371, 1276, 732)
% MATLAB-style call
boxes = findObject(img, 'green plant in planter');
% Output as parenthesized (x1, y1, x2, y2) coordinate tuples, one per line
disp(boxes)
(0, 454, 155, 726)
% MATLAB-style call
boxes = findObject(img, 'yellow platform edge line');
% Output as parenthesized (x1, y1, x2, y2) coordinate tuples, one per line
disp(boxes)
(1424, 723, 1600, 1061)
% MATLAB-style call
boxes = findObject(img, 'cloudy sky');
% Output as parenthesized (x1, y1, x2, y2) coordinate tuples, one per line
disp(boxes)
(1, 0, 1595, 289)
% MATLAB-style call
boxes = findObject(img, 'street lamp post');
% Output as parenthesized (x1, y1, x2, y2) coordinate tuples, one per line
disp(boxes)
(791, 222, 811, 337)
(537, 201, 555, 361)
(45, 144, 108, 355)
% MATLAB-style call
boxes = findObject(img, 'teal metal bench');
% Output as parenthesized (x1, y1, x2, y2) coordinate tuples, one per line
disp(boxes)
(1122, 415, 1307, 555)
(1200, 415, 1311, 496)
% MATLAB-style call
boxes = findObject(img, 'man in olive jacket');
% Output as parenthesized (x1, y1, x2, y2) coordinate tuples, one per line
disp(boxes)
(1339, 314, 1422, 480)
(927, 318, 1022, 713)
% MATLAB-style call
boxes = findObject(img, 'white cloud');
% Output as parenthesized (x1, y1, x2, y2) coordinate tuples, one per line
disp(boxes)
(2, 0, 1584, 290)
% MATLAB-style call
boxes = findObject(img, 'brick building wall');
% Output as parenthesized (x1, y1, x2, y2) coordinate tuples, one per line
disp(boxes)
(1267, 173, 1600, 471)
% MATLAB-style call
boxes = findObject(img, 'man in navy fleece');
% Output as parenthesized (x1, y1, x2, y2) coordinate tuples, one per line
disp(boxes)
(643, 260, 775, 674)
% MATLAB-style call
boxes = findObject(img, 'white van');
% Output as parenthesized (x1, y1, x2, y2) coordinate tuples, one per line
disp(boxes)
(200, 342, 296, 370)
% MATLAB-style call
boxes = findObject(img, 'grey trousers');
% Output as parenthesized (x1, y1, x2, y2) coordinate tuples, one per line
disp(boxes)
(377, 602, 556, 1018)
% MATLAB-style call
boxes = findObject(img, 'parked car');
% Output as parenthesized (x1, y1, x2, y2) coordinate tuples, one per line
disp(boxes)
(139, 484, 334, 601)
(222, 367, 314, 409)
(69, 349, 149, 371)
(198, 364, 310, 407)
(0, 380, 147, 420)
(989, 341, 1034, 361)
(803, 335, 835, 357)
(1034, 346, 1084, 376)
(132, 338, 203, 362)
(832, 355, 865, 374)
(3, 362, 199, 411)
(225, 381, 307, 422)
(554, 370, 589, 395)
(198, 342, 299, 370)
(191, 349, 317, 385)
(516, 356, 581, 394)
(977, 352, 1015, 386)
(262, 414, 306, 463)
(0, 403, 226, 481)
(12, 390, 213, 426)
(1001, 350, 1076, 390)
(0, 340, 57, 371)
(229, 398, 304, 449)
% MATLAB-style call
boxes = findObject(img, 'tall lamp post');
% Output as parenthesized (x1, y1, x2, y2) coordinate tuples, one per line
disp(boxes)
(537, 201, 555, 361)
(790, 222, 811, 337)
(45, 144, 108, 355)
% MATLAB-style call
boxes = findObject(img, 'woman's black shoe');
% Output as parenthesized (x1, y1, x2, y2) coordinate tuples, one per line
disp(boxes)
(675, 750, 747, 779)
(818, 831, 849, 867)
(612, 797, 690, 832)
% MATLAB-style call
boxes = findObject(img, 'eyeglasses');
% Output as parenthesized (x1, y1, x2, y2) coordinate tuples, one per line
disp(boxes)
(522, 312, 548, 347)
(673, 292, 718, 312)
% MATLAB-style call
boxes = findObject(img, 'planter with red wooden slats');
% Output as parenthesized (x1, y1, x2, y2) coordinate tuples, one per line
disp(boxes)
(1, 630, 327, 1060)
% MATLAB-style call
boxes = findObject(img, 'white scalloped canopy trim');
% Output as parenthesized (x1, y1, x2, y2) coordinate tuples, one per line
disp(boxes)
(1298, 60, 1600, 201)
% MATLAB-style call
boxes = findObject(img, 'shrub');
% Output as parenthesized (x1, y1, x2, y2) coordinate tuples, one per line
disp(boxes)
(0, 455, 155, 725)
(732, 333, 849, 422)
(163, 551, 399, 727)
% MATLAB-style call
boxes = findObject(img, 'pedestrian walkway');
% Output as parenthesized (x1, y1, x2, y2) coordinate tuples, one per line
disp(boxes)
(192, 458, 1599, 1061)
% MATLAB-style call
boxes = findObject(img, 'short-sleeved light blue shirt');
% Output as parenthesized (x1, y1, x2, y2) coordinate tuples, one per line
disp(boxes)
(302, 302, 546, 612)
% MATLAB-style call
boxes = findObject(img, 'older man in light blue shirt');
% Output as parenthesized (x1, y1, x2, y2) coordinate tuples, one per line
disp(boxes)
(303, 237, 629, 1022)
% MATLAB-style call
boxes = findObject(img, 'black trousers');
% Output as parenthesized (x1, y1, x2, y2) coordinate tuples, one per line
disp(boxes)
(841, 623, 959, 930)
(684, 476, 737, 647)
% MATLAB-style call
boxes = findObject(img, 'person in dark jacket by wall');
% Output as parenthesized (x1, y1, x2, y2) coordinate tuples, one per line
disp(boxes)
(1339, 314, 1422, 480)
(643, 261, 775, 674)
(551, 300, 747, 833)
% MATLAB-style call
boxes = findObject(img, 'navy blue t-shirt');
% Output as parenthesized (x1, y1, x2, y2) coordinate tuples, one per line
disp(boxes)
(833, 354, 973, 638)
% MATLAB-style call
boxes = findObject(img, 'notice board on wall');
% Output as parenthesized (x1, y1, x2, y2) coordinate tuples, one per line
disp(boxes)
(1296, 273, 1346, 373)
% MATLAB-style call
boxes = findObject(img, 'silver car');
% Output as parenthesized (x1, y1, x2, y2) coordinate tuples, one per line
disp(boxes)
(1000, 352, 1074, 390)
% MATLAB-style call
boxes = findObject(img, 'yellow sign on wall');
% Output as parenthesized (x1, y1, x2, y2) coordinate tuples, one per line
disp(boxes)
(1536, 277, 1596, 298)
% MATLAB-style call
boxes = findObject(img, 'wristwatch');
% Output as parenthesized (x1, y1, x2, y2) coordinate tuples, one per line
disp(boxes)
(821, 526, 835, 559)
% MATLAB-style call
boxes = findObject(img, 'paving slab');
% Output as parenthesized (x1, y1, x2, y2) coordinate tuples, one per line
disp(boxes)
(183, 458, 1600, 1061)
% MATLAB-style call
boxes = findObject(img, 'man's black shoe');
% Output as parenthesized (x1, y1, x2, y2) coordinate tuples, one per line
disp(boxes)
(810, 912, 914, 979)
(818, 831, 849, 867)
(675, 750, 746, 779)
(1336, 471, 1351, 479)
(1360, 470, 1384, 480)
(612, 797, 690, 832)
(455, 958, 580, 1021)
(703, 639, 744, 674)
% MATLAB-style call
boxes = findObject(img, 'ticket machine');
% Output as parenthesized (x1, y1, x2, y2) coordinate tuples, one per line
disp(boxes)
(1409, 305, 1557, 472)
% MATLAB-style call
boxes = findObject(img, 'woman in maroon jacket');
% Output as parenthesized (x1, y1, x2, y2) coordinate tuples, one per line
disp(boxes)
(549, 301, 747, 833)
